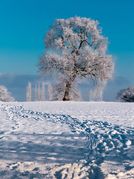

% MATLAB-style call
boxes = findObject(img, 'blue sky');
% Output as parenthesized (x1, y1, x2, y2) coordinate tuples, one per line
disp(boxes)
(0, 0, 134, 81)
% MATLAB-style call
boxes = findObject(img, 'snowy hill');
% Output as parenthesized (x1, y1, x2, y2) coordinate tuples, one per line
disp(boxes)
(0, 101, 134, 178)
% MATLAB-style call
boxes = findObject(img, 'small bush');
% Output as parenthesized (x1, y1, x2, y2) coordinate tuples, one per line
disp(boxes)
(0, 85, 14, 102)
(117, 87, 134, 102)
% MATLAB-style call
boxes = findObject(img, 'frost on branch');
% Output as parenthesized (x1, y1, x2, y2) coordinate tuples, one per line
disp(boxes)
(0, 85, 14, 102)
(39, 17, 114, 101)
(117, 87, 134, 102)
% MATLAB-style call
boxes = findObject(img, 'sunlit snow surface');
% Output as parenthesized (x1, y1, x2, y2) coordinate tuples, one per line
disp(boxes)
(0, 101, 134, 179)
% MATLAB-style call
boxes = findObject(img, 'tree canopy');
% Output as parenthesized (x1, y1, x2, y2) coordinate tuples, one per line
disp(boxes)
(39, 17, 114, 101)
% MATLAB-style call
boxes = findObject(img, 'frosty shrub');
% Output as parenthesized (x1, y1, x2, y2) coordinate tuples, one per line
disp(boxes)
(117, 87, 134, 102)
(39, 17, 114, 101)
(0, 85, 14, 102)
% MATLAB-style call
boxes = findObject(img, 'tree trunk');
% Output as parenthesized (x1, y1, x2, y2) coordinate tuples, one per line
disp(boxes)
(63, 81, 72, 101)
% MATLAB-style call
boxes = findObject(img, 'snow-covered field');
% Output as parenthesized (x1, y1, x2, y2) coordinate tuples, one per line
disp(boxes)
(0, 101, 134, 179)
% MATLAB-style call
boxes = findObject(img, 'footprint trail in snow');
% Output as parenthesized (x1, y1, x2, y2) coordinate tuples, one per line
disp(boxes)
(1, 104, 134, 165)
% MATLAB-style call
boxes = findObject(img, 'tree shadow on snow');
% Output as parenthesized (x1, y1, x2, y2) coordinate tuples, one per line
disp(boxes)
(0, 132, 87, 164)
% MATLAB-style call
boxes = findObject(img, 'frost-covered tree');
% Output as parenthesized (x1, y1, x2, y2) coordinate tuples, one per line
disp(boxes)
(90, 79, 107, 101)
(0, 85, 14, 102)
(39, 17, 114, 101)
(33, 82, 47, 101)
(26, 82, 32, 101)
(117, 87, 134, 102)
(34, 83, 38, 101)
(37, 82, 41, 101)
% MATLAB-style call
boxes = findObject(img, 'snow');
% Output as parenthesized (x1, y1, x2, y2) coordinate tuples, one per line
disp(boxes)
(0, 101, 134, 178)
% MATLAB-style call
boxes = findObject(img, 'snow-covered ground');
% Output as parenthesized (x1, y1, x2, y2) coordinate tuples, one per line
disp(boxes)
(0, 101, 134, 179)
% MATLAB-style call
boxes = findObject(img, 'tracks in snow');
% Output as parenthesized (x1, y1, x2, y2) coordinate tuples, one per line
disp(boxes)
(1, 104, 134, 178)
(1, 104, 134, 164)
